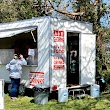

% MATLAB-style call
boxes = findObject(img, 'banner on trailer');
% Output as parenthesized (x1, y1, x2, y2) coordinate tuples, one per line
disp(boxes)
(29, 72, 44, 87)
(0, 79, 4, 110)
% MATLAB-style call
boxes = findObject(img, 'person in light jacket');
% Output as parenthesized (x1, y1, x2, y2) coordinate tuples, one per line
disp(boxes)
(6, 54, 27, 100)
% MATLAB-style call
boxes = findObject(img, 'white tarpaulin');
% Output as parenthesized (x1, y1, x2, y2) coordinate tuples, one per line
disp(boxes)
(0, 26, 37, 38)
(0, 17, 40, 38)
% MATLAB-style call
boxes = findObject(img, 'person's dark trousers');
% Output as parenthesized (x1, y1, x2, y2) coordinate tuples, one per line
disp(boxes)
(10, 78, 20, 97)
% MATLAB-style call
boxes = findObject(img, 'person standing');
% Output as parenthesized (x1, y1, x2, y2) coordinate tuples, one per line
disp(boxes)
(6, 54, 27, 100)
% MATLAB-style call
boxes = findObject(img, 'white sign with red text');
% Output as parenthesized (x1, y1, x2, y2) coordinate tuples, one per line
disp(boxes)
(53, 30, 64, 42)
(29, 72, 44, 87)
(52, 30, 65, 70)
(53, 56, 65, 70)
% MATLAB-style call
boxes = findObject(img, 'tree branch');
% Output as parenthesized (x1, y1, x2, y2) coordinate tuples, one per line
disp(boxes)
(47, 0, 84, 16)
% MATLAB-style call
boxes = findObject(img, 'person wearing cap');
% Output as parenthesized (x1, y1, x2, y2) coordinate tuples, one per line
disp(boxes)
(6, 54, 27, 100)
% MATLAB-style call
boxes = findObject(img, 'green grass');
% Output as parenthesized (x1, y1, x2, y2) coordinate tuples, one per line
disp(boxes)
(4, 93, 110, 110)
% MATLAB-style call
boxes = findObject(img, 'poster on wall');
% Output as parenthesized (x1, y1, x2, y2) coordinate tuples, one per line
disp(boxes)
(52, 30, 65, 70)
(29, 72, 44, 87)
(53, 56, 65, 70)
(54, 30, 64, 42)
(26, 49, 38, 65)
(0, 79, 4, 110)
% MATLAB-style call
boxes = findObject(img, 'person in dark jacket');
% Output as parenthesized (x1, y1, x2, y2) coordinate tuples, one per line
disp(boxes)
(6, 54, 27, 100)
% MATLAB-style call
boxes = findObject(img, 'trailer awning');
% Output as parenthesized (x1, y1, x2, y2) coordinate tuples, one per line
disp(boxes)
(0, 26, 37, 38)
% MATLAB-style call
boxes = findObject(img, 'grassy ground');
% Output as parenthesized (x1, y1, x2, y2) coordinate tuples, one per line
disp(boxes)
(4, 92, 110, 110)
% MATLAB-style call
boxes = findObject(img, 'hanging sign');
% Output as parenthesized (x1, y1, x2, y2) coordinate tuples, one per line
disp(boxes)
(28, 49, 35, 56)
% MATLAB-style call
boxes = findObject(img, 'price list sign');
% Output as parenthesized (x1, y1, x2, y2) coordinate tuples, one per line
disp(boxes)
(0, 79, 4, 110)
(52, 30, 65, 70)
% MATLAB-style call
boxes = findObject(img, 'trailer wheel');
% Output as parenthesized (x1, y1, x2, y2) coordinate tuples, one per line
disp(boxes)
(19, 84, 26, 96)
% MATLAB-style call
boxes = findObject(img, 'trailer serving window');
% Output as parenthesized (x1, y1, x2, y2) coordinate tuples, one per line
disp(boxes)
(0, 27, 38, 66)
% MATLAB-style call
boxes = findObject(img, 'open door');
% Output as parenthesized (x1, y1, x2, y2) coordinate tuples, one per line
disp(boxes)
(80, 33, 96, 85)
(67, 32, 79, 86)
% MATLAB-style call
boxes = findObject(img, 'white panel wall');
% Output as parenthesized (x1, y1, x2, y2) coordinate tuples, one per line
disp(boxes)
(35, 17, 51, 88)
(51, 18, 93, 34)
(50, 18, 95, 89)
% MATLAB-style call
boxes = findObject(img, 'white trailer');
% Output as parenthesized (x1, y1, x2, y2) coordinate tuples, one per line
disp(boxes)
(0, 16, 96, 102)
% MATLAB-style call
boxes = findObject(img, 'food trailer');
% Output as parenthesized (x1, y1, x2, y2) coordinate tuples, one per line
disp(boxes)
(0, 16, 96, 102)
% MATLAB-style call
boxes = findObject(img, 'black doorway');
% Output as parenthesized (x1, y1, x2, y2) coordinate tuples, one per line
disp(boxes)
(67, 32, 79, 86)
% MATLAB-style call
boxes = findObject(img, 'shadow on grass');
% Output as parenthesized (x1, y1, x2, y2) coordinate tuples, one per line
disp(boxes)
(4, 83, 34, 97)
(30, 91, 58, 104)
(24, 88, 34, 97)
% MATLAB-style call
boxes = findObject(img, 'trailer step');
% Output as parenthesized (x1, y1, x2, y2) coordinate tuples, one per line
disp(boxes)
(76, 94, 89, 99)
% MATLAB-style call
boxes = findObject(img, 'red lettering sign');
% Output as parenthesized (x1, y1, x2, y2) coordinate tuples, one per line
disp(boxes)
(30, 79, 44, 84)
(54, 30, 64, 42)
(54, 45, 64, 53)
(54, 65, 65, 70)
(53, 30, 65, 70)
(29, 72, 44, 86)
(54, 30, 64, 36)
(53, 56, 64, 65)
(54, 36, 64, 42)
(53, 57, 65, 70)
